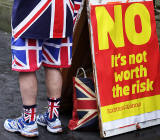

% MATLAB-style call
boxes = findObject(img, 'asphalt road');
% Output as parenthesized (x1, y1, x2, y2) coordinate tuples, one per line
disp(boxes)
(0, 17, 160, 140)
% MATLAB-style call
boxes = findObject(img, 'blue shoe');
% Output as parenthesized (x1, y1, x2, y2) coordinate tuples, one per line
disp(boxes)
(37, 113, 62, 133)
(4, 116, 39, 137)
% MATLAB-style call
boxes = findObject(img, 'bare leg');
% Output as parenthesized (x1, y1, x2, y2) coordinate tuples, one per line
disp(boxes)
(19, 72, 37, 106)
(36, 67, 62, 130)
(45, 67, 62, 98)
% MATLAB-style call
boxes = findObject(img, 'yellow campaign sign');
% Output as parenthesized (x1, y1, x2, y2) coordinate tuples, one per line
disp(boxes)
(89, 0, 160, 137)
(95, 3, 152, 50)
(95, 5, 124, 50)
(101, 94, 160, 123)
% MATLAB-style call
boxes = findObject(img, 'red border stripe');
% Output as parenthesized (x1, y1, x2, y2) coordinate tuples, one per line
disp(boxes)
(77, 100, 97, 109)
(53, 0, 64, 37)
(43, 49, 54, 63)
(49, 102, 54, 119)
(14, 0, 52, 38)
(69, 0, 74, 12)
(75, 81, 95, 98)
(31, 108, 35, 121)
(60, 47, 68, 66)
(78, 112, 97, 126)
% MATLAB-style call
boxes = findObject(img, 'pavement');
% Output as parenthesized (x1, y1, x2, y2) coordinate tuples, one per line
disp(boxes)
(0, 14, 160, 140)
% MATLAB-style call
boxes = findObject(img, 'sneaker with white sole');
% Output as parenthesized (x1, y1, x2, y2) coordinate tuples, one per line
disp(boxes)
(37, 113, 62, 133)
(4, 116, 39, 137)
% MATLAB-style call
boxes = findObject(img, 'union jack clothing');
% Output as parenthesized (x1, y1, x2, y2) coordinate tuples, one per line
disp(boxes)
(73, 0, 84, 25)
(12, 0, 83, 39)
(11, 36, 72, 72)
(23, 105, 37, 123)
(47, 98, 60, 121)
(68, 77, 98, 130)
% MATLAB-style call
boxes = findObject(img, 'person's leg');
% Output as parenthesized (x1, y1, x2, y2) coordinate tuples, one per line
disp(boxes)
(36, 68, 63, 133)
(19, 72, 37, 125)
(4, 38, 42, 137)
(4, 72, 38, 136)
(44, 68, 62, 133)
(19, 72, 37, 106)
(45, 68, 62, 98)
(45, 68, 62, 121)
(45, 67, 62, 121)
(36, 36, 72, 133)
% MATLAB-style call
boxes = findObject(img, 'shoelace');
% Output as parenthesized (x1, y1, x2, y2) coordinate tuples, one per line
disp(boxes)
(9, 116, 23, 129)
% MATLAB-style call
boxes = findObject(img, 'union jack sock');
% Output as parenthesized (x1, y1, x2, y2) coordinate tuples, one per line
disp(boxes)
(23, 105, 37, 124)
(47, 98, 60, 121)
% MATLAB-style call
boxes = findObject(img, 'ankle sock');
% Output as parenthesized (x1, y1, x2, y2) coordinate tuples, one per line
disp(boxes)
(23, 105, 36, 123)
(47, 98, 60, 121)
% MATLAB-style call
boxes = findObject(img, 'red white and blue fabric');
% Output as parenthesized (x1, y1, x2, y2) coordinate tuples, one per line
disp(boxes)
(11, 36, 72, 72)
(73, 0, 83, 25)
(48, 98, 60, 120)
(12, 0, 83, 39)
(68, 77, 98, 130)
(23, 108, 36, 123)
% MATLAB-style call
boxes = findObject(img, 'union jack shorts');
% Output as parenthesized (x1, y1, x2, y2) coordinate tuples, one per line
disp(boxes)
(11, 36, 72, 72)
